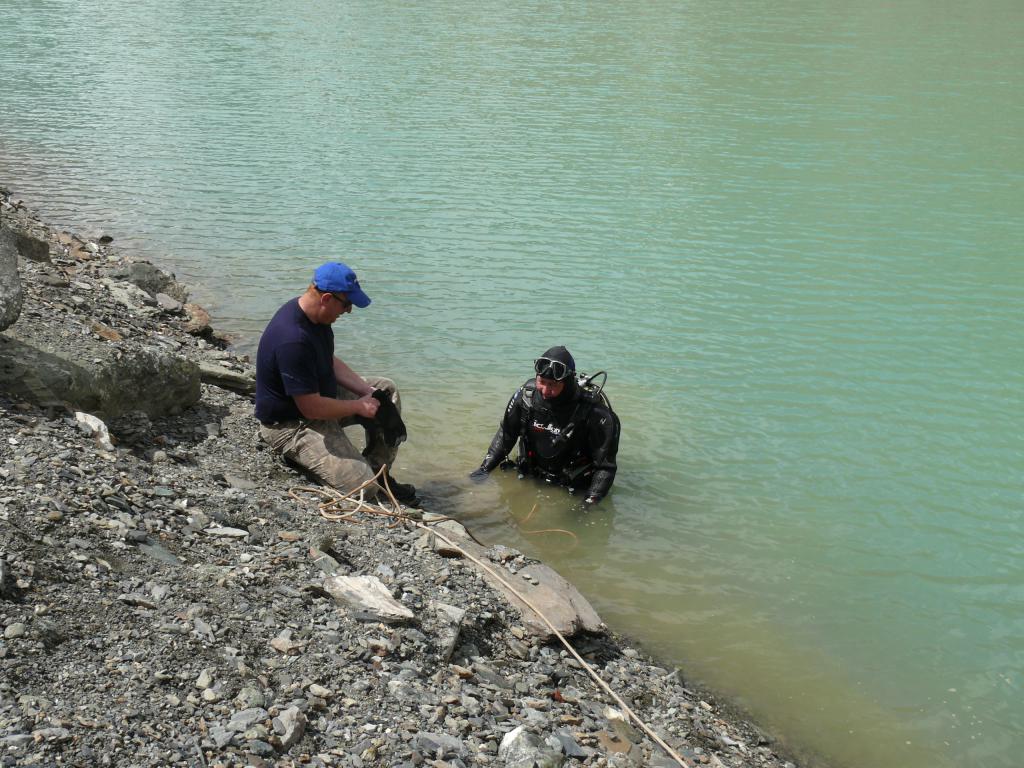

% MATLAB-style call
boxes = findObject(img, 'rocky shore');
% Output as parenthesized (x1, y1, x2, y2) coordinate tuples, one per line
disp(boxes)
(0, 188, 804, 768)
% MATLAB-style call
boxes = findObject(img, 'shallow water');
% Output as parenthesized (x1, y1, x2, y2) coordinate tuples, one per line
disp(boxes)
(2, 1, 1023, 765)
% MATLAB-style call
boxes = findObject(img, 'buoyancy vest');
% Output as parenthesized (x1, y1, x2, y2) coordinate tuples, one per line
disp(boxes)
(516, 372, 614, 484)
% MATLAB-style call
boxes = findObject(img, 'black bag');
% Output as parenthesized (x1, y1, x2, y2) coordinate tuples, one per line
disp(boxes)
(355, 389, 407, 449)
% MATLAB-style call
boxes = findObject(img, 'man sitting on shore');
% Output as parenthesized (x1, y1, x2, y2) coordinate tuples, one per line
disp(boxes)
(254, 262, 416, 504)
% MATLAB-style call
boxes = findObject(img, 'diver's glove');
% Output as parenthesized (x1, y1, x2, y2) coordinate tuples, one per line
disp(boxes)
(469, 467, 490, 483)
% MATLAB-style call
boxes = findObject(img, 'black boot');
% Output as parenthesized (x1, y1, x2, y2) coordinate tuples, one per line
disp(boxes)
(369, 463, 417, 505)
(381, 471, 418, 505)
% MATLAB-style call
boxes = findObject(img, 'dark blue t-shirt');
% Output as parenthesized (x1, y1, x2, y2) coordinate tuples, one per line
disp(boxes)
(254, 298, 336, 423)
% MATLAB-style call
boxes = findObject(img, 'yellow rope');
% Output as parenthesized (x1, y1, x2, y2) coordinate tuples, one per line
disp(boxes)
(515, 502, 579, 548)
(289, 466, 687, 768)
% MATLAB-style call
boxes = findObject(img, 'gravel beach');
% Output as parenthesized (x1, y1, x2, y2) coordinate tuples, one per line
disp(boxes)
(0, 188, 808, 768)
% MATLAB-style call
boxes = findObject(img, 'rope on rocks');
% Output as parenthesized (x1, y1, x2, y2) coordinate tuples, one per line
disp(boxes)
(290, 465, 687, 768)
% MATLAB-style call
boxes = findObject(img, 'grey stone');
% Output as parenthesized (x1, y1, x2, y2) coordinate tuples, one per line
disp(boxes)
(118, 592, 157, 609)
(193, 617, 215, 642)
(248, 739, 275, 757)
(228, 707, 268, 731)
(3, 622, 26, 639)
(0, 229, 23, 330)
(137, 542, 183, 566)
(155, 292, 182, 312)
(13, 230, 50, 262)
(102, 277, 157, 308)
(235, 687, 266, 710)
(37, 271, 69, 288)
(0, 327, 200, 419)
(188, 511, 211, 529)
(0, 734, 31, 750)
(553, 729, 587, 758)
(106, 261, 188, 302)
(149, 583, 169, 601)
(431, 601, 466, 662)
(324, 575, 414, 623)
(223, 473, 256, 490)
(199, 361, 255, 395)
(272, 705, 306, 752)
(243, 724, 270, 740)
(195, 668, 213, 689)
(499, 726, 565, 768)
(208, 726, 235, 748)
(423, 518, 602, 639)
(412, 731, 467, 759)
(30, 727, 71, 743)
(308, 684, 332, 699)
(309, 548, 341, 576)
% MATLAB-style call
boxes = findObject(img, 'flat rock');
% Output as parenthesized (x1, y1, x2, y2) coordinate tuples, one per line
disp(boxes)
(155, 292, 182, 311)
(228, 707, 269, 732)
(324, 574, 415, 623)
(199, 361, 255, 395)
(420, 519, 602, 639)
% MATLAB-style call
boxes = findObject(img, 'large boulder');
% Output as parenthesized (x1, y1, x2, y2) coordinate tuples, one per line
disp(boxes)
(417, 516, 603, 639)
(0, 229, 23, 330)
(0, 324, 200, 418)
(13, 230, 51, 262)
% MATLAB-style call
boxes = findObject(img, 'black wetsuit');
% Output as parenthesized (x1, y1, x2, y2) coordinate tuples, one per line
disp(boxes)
(479, 378, 620, 502)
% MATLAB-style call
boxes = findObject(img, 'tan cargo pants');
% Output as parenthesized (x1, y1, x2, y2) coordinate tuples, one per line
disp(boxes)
(259, 376, 401, 499)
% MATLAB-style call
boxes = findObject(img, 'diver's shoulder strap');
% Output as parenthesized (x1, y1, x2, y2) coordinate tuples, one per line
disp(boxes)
(521, 378, 536, 407)
(513, 379, 537, 471)
(518, 379, 537, 436)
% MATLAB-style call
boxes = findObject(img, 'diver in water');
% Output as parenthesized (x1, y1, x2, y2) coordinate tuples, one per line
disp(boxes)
(470, 346, 621, 507)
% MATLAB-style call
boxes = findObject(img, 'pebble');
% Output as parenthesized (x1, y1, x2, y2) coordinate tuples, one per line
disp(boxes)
(308, 684, 333, 699)
(195, 669, 213, 689)
(3, 623, 26, 639)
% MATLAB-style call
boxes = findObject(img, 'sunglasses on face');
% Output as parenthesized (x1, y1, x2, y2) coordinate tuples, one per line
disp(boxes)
(327, 292, 352, 310)
(534, 357, 572, 381)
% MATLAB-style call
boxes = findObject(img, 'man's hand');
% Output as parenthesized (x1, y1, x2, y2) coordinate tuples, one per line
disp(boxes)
(469, 467, 490, 483)
(582, 495, 600, 509)
(354, 392, 380, 419)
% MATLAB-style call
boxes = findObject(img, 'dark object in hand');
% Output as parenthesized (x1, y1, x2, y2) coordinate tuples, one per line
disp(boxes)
(469, 467, 489, 483)
(355, 390, 407, 448)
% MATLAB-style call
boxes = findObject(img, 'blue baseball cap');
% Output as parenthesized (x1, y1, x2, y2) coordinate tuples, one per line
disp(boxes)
(313, 262, 371, 308)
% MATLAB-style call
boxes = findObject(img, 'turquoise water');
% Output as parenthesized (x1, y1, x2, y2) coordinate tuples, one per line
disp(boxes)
(2, 2, 1023, 766)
